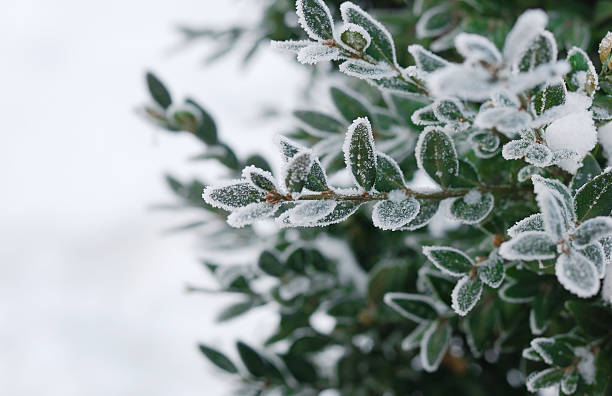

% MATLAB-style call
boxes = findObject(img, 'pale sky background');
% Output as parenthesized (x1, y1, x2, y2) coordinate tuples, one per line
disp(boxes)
(0, 1, 309, 394)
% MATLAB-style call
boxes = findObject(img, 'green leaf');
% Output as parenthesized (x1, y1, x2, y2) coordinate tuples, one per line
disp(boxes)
(305, 160, 330, 192)
(198, 344, 239, 374)
(374, 152, 406, 192)
(192, 143, 239, 170)
(585, 348, 612, 395)
(383, 292, 440, 323)
(217, 300, 257, 322)
(574, 169, 612, 221)
(340, 2, 397, 66)
(296, 0, 334, 41)
(286, 247, 310, 273)
(448, 160, 480, 189)
(423, 246, 474, 277)
(420, 320, 451, 372)
(281, 354, 317, 383)
(570, 154, 601, 193)
(288, 335, 329, 355)
(284, 151, 313, 193)
(293, 110, 345, 134)
(258, 250, 285, 277)
(530, 285, 562, 335)
(566, 300, 612, 338)
(367, 260, 411, 304)
(531, 337, 574, 367)
(415, 128, 458, 188)
(186, 98, 218, 145)
(146, 71, 172, 109)
(402, 199, 439, 231)
(416, 4, 452, 38)
(343, 117, 377, 191)
(526, 368, 565, 392)
(330, 87, 371, 123)
(464, 299, 497, 356)
(236, 341, 269, 378)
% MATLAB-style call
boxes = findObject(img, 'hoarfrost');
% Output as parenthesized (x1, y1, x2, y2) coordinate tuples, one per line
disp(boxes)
(288, 200, 338, 226)
(478, 254, 504, 288)
(603, 259, 612, 305)
(271, 40, 312, 53)
(408, 44, 449, 73)
(416, 4, 452, 39)
(502, 9, 548, 66)
(202, 180, 263, 211)
(572, 217, 612, 248)
(420, 321, 451, 372)
(454, 33, 501, 65)
(372, 197, 420, 231)
(579, 243, 605, 278)
(283, 151, 314, 193)
(297, 43, 340, 64)
(447, 192, 494, 224)
(507, 213, 544, 237)
(227, 203, 277, 228)
(401, 200, 439, 231)
(422, 246, 474, 277)
(242, 165, 277, 192)
(343, 117, 377, 191)
(336, 23, 371, 52)
(339, 59, 398, 80)
(498, 231, 556, 261)
(427, 64, 495, 101)
(451, 276, 483, 316)
(555, 251, 600, 297)
(296, 0, 334, 42)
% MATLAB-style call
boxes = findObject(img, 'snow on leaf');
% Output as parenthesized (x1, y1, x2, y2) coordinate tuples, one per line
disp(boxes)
(271, 39, 313, 53)
(284, 151, 313, 193)
(454, 33, 502, 65)
(297, 43, 340, 64)
(415, 127, 458, 188)
(423, 246, 474, 277)
(516, 30, 557, 72)
(427, 64, 495, 101)
(372, 197, 420, 231)
(242, 165, 277, 193)
(383, 292, 441, 323)
(507, 213, 544, 238)
(284, 200, 337, 227)
(501, 139, 530, 160)
(202, 180, 264, 211)
(579, 243, 606, 279)
(510, 61, 570, 94)
(343, 117, 377, 191)
(420, 320, 451, 372)
(474, 107, 532, 136)
(555, 251, 600, 298)
(524, 143, 554, 167)
(227, 203, 278, 228)
(340, 2, 398, 67)
(478, 254, 505, 288)
(498, 231, 557, 261)
(446, 191, 494, 225)
(451, 276, 483, 316)
(502, 9, 548, 66)
(566, 47, 598, 96)
(572, 217, 612, 248)
(526, 368, 564, 392)
(296, 0, 334, 41)
(337, 23, 371, 52)
(339, 59, 398, 80)
(416, 4, 452, 39)
(575, 346, 595, 385)
(408, 44, 449, 73)
(402, 199, 439, 231)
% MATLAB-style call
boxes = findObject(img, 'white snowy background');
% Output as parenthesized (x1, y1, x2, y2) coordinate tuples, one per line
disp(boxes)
(0, 0, 308, 394)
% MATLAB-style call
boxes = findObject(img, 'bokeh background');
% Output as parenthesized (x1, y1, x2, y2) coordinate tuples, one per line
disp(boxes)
(0, 1, 309, 394)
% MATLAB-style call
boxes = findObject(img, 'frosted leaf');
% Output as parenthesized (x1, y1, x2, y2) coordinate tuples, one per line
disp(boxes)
(500, 278, 535, 303)
(478, 254, 505, 288)
(498, 231, 557, 261)
(544, 109, 597, 174)
(242, 165, 277, 193)
(451, 276, 483, 316)
(550, 149, 579, 165)
(287, 200, 337, 227)
(532, 175, 573, 237)
(340, 2, 398, 67)
(271, 40, 313, 53)
(383, 292, 442, 323)
(408, 44, 449, 73)
(574, 167, 612, 221)
(374, 152, 406, 192)
(401, 322, 428, 351)
(510, 61, 570, 94)
(515, 31, 557, 72)
(276, 135, 306, 161)
(416, 4, 452, 39)
(202, 180, 264, 211)
(415, 127, 458, 188)
(524, 143, 554, 167)
(427, 64, 495, 101)
(601, 236, 612, 264)
(336, 23, 371, 52)
(502, 9, 548, 66)
(517, 165, 543, 182)
(420, 320, 451, 372)
(372, 197, 420, 231)
(227, 203, 277, 228)
(423, 246, 474, 277)
(531, 175, 574, 222)
(470, 130, 500, 157)
(522, 346, 543, 362)
(507, 213, 544, 238)
(279, 276, 311, 300)
(283, 151, 314, 194)
(501, 139, 530, 160)
(447, 191, 494, 224)
(454, 33, 502, 65)
(526, 368, 564, 392)
(339, 59, 398, 80)
(578, 243, 606, 279)
(474, 107, 531, 135)
(297, 43, 340, 64)
(432, 98, 468, 123)
(430, 25, 461, 52)
(402, 199, 439, 231)
(306, 201, 362, 226)
(572, 217, 612, 248)
(530, 337, 574, 366)
(555, 251, 600, 297)
(296, 0, 334, 41)
(560, 370, 578, 394)
(533, 79, 566, 116)
(411, 104, 440, 126)
(493, 90, 521, 107)
(570, 154, 601, 193)
(566, 47, 598, 97)
(343, 117, 377, 191)
(575, 346, 595, 385)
